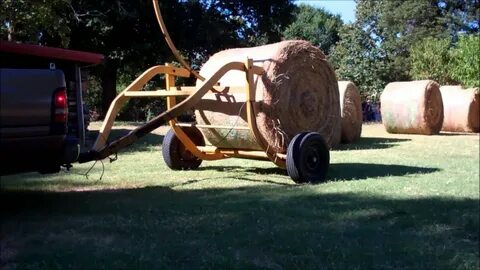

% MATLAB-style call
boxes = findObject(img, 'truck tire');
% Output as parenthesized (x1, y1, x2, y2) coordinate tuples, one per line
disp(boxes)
(38, 165, 61, 174)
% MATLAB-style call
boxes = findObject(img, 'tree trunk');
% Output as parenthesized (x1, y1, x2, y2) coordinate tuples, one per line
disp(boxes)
(100, 60, 118, 119)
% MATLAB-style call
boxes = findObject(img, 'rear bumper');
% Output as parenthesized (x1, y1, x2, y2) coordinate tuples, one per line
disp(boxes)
(0, 135, 79, 174)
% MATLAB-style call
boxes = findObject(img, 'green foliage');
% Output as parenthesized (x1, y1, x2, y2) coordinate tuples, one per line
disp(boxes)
(83, 74, 103, 112)
(409, 34, 479, 87)
(4, 0, 476, 119)
(208, 0, 295, 46)
(330, 0, 479, 100)
(1, 0, 295, 120)
(67, 0, 295, 119)
(355, 0, 479, 82)
(356, 0, 440, 81)
(330, 25, 388, 101)
(450, 35, 480, 88)
(437, 0, 480, 35)
(283, 4, 343, 54)
(0, 0, 72, 46)
(410, 37, 456, 85)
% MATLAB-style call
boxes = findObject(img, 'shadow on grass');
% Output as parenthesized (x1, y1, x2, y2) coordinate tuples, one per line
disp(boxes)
(198, 163, 440, 181)
(170, 176, 294, 187)
(334, 137, 411, 151)
(0, 186, 478, 269)
(85, 129, 164, 153)
(328, 163, 440, 180)
(439, 132, 479, 136)
(2, 163, 439, 192)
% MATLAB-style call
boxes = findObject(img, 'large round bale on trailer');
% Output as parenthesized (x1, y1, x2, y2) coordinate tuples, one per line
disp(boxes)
(440, 86, 479, 133)
(338, 81, 362, 143)
(380, 80, 444, 135)
(194, 40, 341, 153)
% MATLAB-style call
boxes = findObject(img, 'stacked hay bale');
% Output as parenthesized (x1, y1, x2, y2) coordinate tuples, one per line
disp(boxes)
(194, 40, 341, 152)
(338, 81, 362, 143)
(440, 86, 479, 133)
(380, 80, 444, 135)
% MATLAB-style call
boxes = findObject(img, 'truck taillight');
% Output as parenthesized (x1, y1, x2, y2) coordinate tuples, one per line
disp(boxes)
(53, 89, 67, 122)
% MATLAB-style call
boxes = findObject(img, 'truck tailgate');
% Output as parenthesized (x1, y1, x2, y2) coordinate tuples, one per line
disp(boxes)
(0, 69, 66, 136)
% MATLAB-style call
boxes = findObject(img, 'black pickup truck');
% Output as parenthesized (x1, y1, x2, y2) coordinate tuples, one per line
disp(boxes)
(0, 41, 103, 175)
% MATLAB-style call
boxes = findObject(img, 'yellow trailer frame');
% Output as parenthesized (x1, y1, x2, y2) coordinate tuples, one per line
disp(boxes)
(78, 0, 330, 183)
(79, 59, 286, 168)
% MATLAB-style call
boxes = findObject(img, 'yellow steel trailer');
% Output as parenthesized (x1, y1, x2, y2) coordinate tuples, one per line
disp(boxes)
(78, 1, 330, 183)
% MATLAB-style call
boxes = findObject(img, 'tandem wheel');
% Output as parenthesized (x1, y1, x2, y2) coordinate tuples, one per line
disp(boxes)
(286, 132, 330, 183)
(162, 127, 205, 170)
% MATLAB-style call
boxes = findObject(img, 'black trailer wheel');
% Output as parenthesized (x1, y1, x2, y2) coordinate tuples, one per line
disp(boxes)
(162, 127, 205, 170)
(286, 132, 330, 183)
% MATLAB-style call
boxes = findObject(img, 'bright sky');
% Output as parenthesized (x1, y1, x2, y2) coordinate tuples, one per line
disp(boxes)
(295, 0, 357, 23)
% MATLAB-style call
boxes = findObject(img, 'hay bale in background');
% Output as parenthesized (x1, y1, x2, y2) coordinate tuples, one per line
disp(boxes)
(440, 86, 479, 133)
(338, 81, 362, 143)
(195, 40, 341, 152)
(380, 80, 443, 135)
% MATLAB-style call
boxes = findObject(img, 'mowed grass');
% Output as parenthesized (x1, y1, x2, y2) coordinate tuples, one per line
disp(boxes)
(1, 124, 479, 269)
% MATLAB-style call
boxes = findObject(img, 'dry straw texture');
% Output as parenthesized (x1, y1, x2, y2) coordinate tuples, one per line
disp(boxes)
(194, 40, 341, 153)
(381, 80, 444, 135)
(338, 81, 362, 143)
(440, 85, 479, 133)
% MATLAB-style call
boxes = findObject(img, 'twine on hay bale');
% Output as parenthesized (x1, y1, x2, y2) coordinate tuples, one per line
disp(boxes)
(194, 40, 341, 153)
(380, 80, 443, 135)
(440, 85, 479, 133)
(338, 81, 362, 143)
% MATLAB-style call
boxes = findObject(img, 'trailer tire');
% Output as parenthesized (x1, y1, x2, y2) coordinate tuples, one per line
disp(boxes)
(287, 132, 329, 183)
(162, 127, 205, 170)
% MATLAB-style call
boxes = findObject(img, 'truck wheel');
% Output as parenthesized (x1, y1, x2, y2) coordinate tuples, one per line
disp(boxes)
(38, 165, 61, 174)
(162, 127, 205, 170)
(286, 132, 329, 183)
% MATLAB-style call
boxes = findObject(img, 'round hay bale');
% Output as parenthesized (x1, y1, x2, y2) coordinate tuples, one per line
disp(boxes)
(380, 80, 443, 135)
(440, 85, 479, 133)
(194, 40, 341, 153)
(338, 81, 362, 143)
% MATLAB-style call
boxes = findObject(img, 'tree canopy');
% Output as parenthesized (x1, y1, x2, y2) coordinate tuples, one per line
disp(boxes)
(409, 37, 455, 85)
(329, 24, 389, 101)
(1, 0, 295, 115)
(1, 0, 478, 119)
(0, 0, 71, 47)
(283, 4, 343, 55)
(450, 35, 480, 88)
(331, 0, 479, 100)
(353, 0, 479, 82)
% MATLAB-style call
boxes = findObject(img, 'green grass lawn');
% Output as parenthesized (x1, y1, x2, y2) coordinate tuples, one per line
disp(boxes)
(1, 124, 479, 269)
